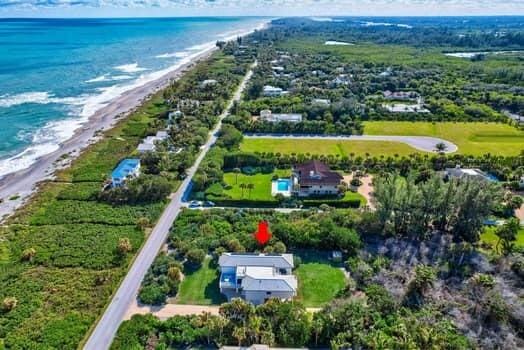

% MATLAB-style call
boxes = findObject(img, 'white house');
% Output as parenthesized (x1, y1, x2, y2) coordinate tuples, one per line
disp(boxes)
(262, 85, 286, 97)
(218, 253, 297, 305)
(136, 130, 169, 153)
(111, 158, 141, 188)
(200, 79, 217, 87)
(259, 110, 302, 123)
(444, 167, 497, 182)
(292, 160, 343, 197)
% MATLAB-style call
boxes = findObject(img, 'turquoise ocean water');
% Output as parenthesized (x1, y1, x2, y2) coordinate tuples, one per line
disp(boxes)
(0, 17, 265, 177)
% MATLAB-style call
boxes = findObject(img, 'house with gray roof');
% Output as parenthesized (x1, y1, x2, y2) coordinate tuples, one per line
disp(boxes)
(218, 253, 297, 305)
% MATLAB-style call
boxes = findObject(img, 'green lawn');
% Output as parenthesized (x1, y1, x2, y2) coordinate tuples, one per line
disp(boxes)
(240, 139, 421, 157)
(223, 170, 291, 201)
(176, 257, 226, 305)
(363, 121, 524, 156)
(480, 226, 524, 251)
(295, 254, 347, 307)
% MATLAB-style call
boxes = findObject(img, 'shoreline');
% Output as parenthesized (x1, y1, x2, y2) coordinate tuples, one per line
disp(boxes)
(0, 20, 269, 221)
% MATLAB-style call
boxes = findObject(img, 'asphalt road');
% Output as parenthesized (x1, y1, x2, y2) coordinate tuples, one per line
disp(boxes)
(244, 134, 458, 153)
(83, 61, 256, 350)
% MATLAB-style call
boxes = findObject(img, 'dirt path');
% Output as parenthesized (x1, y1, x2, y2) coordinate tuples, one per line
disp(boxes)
(516, 202, 524, 225)
(343, 173, 374, 210)
(124, 300, 321, 320)
(124, 300, 219, 320)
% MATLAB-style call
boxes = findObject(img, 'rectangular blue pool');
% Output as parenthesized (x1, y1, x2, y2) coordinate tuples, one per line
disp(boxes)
(277, 179, 290, 191)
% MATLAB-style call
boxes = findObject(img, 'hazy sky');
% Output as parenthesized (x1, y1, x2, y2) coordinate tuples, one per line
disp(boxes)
(1, 0, 524, 17)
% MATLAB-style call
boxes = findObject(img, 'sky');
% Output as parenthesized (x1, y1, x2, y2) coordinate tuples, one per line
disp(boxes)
(0, 0, 524, 17)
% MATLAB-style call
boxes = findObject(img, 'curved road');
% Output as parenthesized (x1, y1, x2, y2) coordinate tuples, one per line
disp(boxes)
(83, 61, 257, 350)
(244, 134, 458, 153)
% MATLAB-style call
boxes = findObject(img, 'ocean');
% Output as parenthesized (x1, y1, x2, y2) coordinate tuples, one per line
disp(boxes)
(0, 17, 265, 177)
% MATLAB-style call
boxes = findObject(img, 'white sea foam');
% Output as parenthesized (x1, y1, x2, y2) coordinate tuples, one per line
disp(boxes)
(156, 51, 191, 59)
(85, 74, 109, 83)
(114, 63, 148, 73)
(85, 74, 133, 83)
(0, 92, 85, 108)
(0, 20, 269, 179)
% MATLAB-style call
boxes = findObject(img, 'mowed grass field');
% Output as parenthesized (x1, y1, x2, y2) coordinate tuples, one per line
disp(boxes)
(295, 252, 347, 307)
(240, 122, 524, 157)
(223, 170, 291, 201)
(176, 257, 226, 305)
(364, 121, 524, 156)
(240, 139, 422, 157)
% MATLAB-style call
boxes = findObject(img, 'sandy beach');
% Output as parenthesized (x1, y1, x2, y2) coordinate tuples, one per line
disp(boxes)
(0, 21, 269, 221)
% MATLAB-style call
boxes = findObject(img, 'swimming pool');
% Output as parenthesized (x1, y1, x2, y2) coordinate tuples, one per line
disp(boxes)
(272, 178, 292, 197)
(277, 179, 290, 191)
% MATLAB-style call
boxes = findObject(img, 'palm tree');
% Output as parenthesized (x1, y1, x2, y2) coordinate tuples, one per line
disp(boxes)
(239, 183, 246, 198)
(233, 326, 247, 346)
(233, 167, 241, 184)
(435, 142, 448, 153)
(246, 183, 255, 198)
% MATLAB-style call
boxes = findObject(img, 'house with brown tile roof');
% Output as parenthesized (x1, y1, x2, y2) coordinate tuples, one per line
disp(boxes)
(291, 160, 343, 197)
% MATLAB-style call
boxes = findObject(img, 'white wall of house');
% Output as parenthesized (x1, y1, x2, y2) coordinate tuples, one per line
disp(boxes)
(296, 184, 339, 197)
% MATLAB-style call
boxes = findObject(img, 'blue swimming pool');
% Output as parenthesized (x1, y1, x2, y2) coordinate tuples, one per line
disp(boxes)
(277, 179, 290, 191)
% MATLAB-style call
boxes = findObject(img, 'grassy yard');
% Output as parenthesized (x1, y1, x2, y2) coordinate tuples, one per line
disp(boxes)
(364, 121, 524, 156)
(240, 139, 421, 158)
(480, 226, 524, 251)
(295, 253, 347, 307)
(176, 257, 226, 305)
(222, 169, 291, 201)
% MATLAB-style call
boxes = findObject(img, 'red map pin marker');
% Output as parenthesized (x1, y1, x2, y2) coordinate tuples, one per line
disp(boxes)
(254, 220, 271, 245)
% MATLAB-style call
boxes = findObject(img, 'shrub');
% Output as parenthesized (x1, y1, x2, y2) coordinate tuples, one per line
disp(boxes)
(21, 247, 36, 262)
(185, 249, 206, 266)
(2, 297, 18, 313)
(117, 237, 133, 255)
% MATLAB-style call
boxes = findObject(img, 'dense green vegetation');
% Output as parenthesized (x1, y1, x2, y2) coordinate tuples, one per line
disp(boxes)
(0, 43, 252, 349)
(113, 287, 471, 349)
(225, 17, 524, 138)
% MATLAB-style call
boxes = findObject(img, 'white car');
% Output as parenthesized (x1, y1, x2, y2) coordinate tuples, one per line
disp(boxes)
(188, 200, 202, 209)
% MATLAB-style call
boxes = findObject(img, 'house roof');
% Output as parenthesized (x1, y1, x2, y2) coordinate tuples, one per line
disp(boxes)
(242, 274, 298, 292)
(294, 160, 343, 186)
(112, 159, 140, 179)
(219, 253, 294, 269)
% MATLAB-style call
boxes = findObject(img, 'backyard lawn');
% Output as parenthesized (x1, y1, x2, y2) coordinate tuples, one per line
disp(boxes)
(363, 121, 524, 156)
(240, 139, 421, 157)
(222, 169, 291, 201)
(176, 257, 226, 305)
(295, 253, 347, 307)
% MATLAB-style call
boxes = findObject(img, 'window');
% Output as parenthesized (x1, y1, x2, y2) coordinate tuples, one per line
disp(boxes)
(266, 291, 272, 295)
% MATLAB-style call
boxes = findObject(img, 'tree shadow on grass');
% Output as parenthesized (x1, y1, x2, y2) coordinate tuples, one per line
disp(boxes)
(204, 275, 227, 305)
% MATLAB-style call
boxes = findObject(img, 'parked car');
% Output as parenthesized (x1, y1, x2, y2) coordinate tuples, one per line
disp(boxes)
(203, 201, 215, 207)
(188, 200, 202, 209)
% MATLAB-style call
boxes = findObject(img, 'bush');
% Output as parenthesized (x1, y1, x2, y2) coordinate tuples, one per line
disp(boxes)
(99, 175, 171, 205)
(185, 249, 206, 266)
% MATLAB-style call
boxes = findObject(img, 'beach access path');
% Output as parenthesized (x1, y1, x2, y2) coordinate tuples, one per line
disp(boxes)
(244, 134, 458, 153)
(84, 60, 257, 350)
(0, 48, 217, 222)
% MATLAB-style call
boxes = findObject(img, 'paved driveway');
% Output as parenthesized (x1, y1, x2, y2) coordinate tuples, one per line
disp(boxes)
(244, 134, 458, 153)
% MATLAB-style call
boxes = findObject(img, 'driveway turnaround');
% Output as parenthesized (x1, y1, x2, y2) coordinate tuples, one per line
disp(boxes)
(84, 61, 257, 350)
(244, 134, 458, 153)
